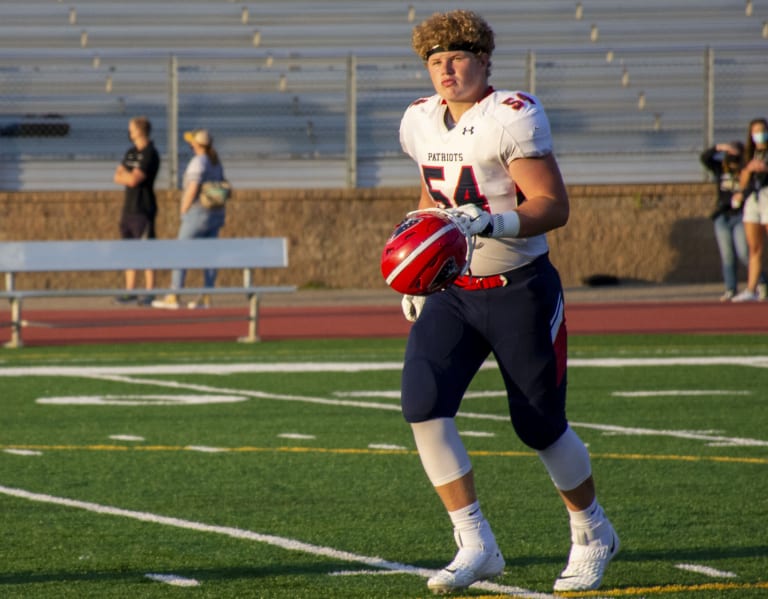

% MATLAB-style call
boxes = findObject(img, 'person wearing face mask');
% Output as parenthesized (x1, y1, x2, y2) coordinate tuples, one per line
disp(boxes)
(731, 118, 768, 302)
(112, 116, 161, 305)
(700, 140, 767, 301)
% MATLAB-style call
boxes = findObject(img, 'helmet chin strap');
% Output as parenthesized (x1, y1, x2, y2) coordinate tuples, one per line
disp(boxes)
(405, 207, 475, 277)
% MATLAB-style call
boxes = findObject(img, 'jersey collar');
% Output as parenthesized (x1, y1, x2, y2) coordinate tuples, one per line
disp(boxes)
(440, 86, 495, 105)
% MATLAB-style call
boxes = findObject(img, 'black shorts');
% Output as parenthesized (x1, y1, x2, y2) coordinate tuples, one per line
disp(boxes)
(400, 253, 568, 450)
(120, 213, 156, 240)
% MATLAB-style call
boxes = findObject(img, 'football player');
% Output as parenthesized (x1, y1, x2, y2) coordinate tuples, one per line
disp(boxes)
(397, 10, 619, 594)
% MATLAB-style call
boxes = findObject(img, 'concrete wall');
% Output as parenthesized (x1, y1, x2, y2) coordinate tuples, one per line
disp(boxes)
(0, 183, 725, 291)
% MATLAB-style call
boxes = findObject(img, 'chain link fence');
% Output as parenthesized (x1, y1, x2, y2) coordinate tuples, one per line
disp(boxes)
(1, 46, 767, 190)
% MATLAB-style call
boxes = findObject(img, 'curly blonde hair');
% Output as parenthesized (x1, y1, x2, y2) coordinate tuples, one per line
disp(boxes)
(411, 10, 495, 62)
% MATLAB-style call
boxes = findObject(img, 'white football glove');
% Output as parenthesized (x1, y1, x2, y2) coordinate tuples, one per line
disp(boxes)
(448, 205, 522, 238)
(401, 294, 426, 322)
(447, 204, 493, 236)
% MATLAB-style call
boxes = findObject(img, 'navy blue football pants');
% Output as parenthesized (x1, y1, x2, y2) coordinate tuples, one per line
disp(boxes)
(401, 253, 568, 451)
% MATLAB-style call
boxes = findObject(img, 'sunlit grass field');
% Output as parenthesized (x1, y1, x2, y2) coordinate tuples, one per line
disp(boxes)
(1, 335, 767, 598)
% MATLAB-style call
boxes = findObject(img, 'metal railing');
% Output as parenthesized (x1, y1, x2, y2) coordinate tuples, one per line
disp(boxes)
(1, 45, 767, 190)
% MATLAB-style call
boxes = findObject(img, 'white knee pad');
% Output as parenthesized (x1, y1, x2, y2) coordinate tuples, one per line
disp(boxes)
(411, 418, 472, 487)
(537, 426, 592, 491)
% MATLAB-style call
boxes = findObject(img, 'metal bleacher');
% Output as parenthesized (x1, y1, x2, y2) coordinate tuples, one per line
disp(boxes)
(0, 0, 767, 190)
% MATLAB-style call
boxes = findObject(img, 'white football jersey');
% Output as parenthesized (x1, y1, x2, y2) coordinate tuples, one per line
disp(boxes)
(400, 88, 553, 276)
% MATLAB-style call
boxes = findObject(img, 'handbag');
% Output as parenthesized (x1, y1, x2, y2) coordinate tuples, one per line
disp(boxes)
(199, 180, 232, 209)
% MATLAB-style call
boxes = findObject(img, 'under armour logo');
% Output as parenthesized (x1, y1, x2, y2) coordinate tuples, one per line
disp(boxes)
(462, 126, 475, 135)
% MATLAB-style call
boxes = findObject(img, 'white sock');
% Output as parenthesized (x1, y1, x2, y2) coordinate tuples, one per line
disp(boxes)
(449, 501, 483, 529)
(448, 502, 496, 549)
(567, 499, 610, 545)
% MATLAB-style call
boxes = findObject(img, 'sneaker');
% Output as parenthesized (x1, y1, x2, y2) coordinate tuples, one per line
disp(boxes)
(151, 294, 180, 310)
(427, 542, 505, 594)
(187, 294, 211, 309)
(732, 288, 758, 302)
(758, 283, 768, 300)
(720, 290, 735, 302)
(113, 294, 138, 305)
(553, 523, 619, 591)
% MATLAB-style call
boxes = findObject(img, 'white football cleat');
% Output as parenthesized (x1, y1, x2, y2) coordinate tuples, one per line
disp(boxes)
(553, 523, 619, 591)
(427, 543, 505, 594)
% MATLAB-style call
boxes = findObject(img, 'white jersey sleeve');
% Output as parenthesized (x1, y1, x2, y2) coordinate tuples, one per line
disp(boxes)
(492, 92, 553, 163)
(399, 89, 555, 276)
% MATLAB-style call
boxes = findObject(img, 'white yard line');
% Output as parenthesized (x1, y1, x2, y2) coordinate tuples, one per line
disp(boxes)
(1, 355, 768, 377)
(568, 422, 768, 447)
(80, 373, 406, 413)
(0, 484, 554, 598)
(0, 362, 407, 377)
(37, 394, 248, 406)
(72, 374, 768, 448)
(145, 573, 201, 587)
(571, 357, 768, 368)
(613, 390, 752, 397)
(675, 563, 738, 578)
(185, 445, 228, 453)
(334, 390, 508, 399)
(3, 449, 43, 456)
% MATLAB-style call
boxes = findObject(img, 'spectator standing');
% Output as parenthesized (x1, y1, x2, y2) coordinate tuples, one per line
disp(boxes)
(732, 118, 768, 302)
(700, 141, 765, 301)
(112, 116, 160, 305)
(152, 129, 226, 310)
(397, 10, 618, 594)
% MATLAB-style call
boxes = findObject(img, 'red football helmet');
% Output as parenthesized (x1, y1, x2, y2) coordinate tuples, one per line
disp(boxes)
(380, 209, 471, 295)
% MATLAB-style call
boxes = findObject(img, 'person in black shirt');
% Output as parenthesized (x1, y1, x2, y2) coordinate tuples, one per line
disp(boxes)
(112, 116, 160, 305)
(700, 141, 756, 301)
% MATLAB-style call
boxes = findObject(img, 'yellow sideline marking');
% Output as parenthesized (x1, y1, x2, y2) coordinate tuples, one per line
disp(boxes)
(546, 580, 768, 597)
(590, 451, 768, 465)
(467, 580, 768, 597)
(0, 444, 416, 455)
(1, 445, 766, 465)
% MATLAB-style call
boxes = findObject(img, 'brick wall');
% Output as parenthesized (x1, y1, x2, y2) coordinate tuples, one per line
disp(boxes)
(0, 183, 723, 291)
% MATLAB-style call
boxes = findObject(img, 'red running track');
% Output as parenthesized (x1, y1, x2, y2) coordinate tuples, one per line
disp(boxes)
(2, 301, 767, 346)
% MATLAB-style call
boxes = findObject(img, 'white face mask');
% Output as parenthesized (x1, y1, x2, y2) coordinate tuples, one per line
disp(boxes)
(752, 130, 768, 145)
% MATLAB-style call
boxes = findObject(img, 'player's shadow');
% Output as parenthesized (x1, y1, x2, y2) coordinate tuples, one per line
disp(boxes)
(497, 543, 768, 568)
(0, 563, 348, 586)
